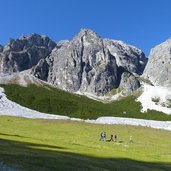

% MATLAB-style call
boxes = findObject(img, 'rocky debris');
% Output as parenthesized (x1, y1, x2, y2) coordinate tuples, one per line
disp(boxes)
(119, 72, 141, 95)
(0, 34, 56, 74)
(143, 38, 171, 87)
(32, 29, 147, 96)
(0, 69, 43, 87)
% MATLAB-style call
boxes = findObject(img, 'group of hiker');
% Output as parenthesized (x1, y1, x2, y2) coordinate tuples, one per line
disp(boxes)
(100, 131, 117, 142)
(100, 131, 133, 143)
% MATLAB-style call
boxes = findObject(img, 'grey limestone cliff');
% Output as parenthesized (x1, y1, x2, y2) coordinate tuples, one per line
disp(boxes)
(104, 39, 147, 76)
(32, 29, 147, 96)
(143, 38, 171, 87)
(0, 34, 56, 73)
(119, 72, 141, 95)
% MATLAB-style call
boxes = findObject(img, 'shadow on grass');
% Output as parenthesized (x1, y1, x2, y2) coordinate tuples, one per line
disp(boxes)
(0, 138, 171, 171)
(0, 133, 29, 138)
(0, 138, 67, 151)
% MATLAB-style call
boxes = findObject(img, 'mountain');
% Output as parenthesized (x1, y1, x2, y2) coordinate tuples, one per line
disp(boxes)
(143, 38, 171, 88)
(1, 29, 171, 117)
(0, 34, 56, 73)
(31, 29, 147, 96)
(138, 38, 171, 115)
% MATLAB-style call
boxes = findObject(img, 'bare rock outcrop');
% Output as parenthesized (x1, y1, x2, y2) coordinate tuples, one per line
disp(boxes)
(0, 34, 56, 73)
(32, 29, 147, 95)
(143, 38, 171, 87)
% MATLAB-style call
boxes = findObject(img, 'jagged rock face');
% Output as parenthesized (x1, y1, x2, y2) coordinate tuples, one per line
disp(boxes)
(33, 30, 118, 95)
(120, 72, 141, 95)
(32, 29, 147, 96)
(32, 58, 50, 81)
(104, 39, 147, 75)
(0, 45, 3, 52)
(0, 34, 56, 73)
(144, 38, 171, 87)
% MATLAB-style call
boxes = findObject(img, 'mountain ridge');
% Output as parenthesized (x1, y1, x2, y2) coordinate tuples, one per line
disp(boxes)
(0, 33, 56, 73)
(30, 29, 147, 96)
(0, 29, 171, 115)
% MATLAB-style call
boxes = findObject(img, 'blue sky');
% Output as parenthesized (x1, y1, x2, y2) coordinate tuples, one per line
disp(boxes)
(1, 0, 171, 55)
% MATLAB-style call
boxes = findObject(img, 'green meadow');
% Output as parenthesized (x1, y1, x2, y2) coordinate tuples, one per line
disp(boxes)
(0, 116, 171, 171)
(2, 84, 171, 121)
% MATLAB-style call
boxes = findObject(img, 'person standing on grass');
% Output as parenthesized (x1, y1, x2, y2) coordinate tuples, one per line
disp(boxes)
(103, 132, 106, 141)
(100, 131, 106, 141)
(114, 134, 117, 142)
(99, 131, 103, 141)
(108, 134, 114, 142)
(129, 136, 133, 143)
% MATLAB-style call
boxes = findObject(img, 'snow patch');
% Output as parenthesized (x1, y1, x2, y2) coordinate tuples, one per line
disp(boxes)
(137, 84, 171, 114)
(86, 117, 171, 131)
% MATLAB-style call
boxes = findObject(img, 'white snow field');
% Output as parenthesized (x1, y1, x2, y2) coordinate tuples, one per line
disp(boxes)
(86, 117, 171, 131)
(137, 84, 171, 114)
(0, 86, 171, 131)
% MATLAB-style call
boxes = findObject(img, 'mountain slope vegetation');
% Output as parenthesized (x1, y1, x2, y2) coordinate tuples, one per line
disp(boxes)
(2, 84, 171, 121)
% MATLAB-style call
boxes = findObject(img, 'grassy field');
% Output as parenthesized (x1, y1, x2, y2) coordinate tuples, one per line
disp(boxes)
(0, 116, 171, 171)
(2, 84, 171, 121)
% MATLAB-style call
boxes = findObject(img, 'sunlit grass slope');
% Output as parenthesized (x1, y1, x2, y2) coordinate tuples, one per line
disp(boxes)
(0, 116, 171, 171)
(2, 84, 171, 121)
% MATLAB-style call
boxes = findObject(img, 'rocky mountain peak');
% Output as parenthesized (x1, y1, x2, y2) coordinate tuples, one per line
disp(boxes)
(71, 29, 103, 53)
(75, 28, 100, 38)
(0, 34, 56, 73)
(143, 38, 171, 87)
(32, 29, 147, 96)
(5, 33, 56, 52)
(150, 37, 171, 55)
